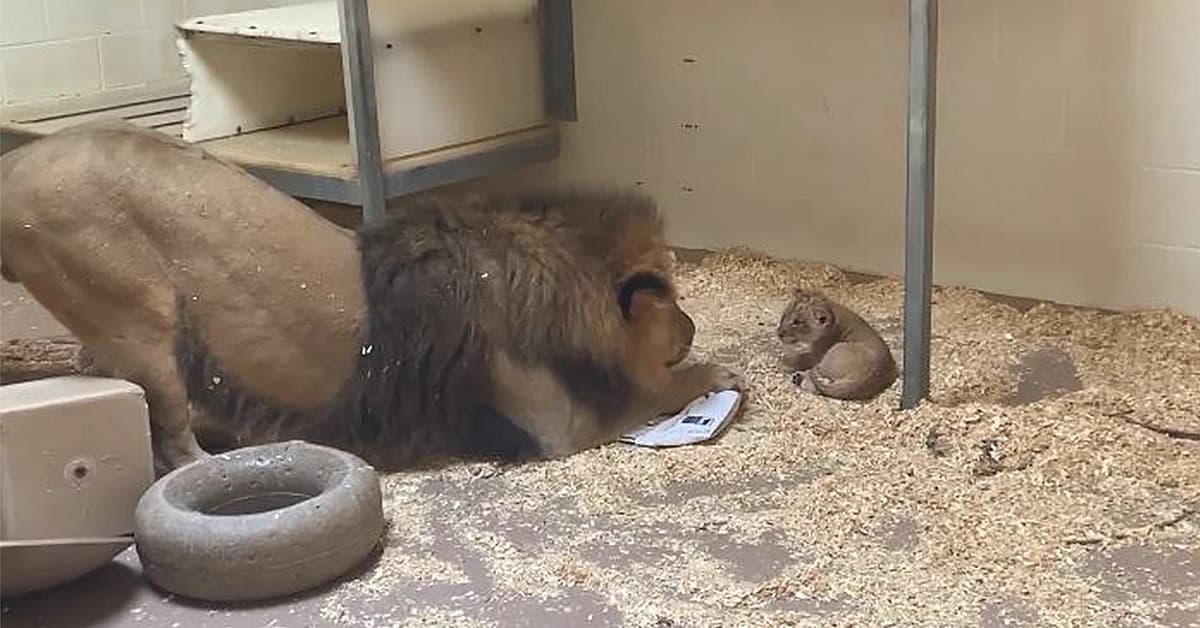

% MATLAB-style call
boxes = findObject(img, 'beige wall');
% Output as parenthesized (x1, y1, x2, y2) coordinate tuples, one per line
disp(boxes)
(2, 0, 1196, 316)
(0, 0, 309, 107)
(477, 0, 1199, 317)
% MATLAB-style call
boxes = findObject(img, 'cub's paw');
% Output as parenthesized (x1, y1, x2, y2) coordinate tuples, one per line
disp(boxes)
(792, 370, 818, 394)
(781, 346, 816, 371)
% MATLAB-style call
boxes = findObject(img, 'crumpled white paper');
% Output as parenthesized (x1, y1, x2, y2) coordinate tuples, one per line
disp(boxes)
(619, 390, 743, 448)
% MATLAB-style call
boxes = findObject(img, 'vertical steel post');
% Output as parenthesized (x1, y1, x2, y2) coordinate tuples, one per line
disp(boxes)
(539, 0, 578, 121)
(338, 0, 387, 225)
(901, 0, 938, 409)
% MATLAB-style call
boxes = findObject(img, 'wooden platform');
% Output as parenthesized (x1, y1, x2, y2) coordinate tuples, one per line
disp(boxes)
(178, 1, 339, 48)
(2, 0, 561, 208)
(1, 91, 559, 204)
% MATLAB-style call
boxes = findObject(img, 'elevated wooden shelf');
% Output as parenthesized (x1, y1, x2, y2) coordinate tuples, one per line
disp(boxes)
(178, 2, 339, 48)
(2, 0, 575, 215)
(1, 97, 559, 205)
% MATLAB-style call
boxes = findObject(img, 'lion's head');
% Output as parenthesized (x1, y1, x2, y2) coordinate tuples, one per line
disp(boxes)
(619, 272, 695, 367)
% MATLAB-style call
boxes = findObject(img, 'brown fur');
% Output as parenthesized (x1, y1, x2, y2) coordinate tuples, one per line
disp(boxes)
(0, 120, 740, 471)
(777, 289, 897, 401)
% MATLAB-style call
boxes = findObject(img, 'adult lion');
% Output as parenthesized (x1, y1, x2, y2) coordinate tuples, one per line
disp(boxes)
(1, 121, 741, 471)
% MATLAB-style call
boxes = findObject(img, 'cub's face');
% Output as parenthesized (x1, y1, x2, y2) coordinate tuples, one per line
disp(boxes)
(777, 290, 837, 352)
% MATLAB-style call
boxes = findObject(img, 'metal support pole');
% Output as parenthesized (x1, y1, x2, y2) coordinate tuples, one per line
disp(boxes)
(338, 0, 387, 225)
(539, 0, 578, 121)
(901, 0, 938, 409)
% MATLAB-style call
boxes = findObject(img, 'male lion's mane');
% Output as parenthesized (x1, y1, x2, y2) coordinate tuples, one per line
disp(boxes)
(177, 189, 668, 469)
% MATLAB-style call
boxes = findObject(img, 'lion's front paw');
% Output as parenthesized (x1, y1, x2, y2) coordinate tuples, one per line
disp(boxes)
(157, 432, 211, 471)
(695, 363, 745, 392)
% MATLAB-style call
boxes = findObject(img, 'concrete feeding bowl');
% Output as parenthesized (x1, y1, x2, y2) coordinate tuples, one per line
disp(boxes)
(0, 376, 155, 598)
(134, 440, 384, 602)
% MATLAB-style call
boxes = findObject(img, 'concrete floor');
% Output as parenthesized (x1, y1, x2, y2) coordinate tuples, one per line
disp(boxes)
(3, 273, 1198, 627)
(2, 548, 339, 628)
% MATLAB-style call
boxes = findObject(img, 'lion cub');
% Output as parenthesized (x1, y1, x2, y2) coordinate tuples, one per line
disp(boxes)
(777, 289, 897, 401)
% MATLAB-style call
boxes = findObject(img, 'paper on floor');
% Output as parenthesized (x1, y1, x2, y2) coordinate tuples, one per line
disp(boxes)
(619, 390, 742, 448)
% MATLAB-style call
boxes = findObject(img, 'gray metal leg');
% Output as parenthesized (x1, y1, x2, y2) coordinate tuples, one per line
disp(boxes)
(0, 129, 37, 154)
(901, 0, 938, 409)
(539, 0, 577, 121)
(338, 0, 387, 225)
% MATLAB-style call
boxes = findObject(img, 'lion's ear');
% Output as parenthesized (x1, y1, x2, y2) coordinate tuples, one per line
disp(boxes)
(617, 272, 669, 320)
(625, 289, 660, 324)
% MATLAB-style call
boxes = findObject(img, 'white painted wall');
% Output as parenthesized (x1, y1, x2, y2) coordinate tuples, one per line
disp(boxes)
(1125, 1, 1200, 318)
(473, 0, 1200, 317)
(0, 0, 310, 107)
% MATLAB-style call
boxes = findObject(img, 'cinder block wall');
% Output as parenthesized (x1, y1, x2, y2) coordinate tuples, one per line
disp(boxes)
(0, 0, 308, 107)
(1124, 1, 1200, 318)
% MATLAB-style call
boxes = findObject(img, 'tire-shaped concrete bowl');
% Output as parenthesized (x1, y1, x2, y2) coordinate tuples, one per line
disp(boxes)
(133, 441, 383, 602)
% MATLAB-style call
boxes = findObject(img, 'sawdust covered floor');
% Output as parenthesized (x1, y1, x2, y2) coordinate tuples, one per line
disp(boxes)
(315, 248, 1199, 627)
(4, 250, 1197, 627)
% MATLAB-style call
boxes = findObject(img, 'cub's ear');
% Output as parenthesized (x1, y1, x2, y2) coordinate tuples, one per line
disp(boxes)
(792, 286, 828, 301)
(811, 302, 835, 327)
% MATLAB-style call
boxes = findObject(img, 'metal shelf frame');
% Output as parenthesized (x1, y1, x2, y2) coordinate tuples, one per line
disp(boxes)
(0, 1, 576, 222)
(337, 0, 577, 225)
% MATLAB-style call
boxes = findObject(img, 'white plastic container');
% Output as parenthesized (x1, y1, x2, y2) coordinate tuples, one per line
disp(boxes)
(0, 376, 155, 596)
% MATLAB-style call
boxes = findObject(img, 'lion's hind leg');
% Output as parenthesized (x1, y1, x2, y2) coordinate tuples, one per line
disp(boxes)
(107, 340, 208, 472)
(5, 237, 207, 471)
